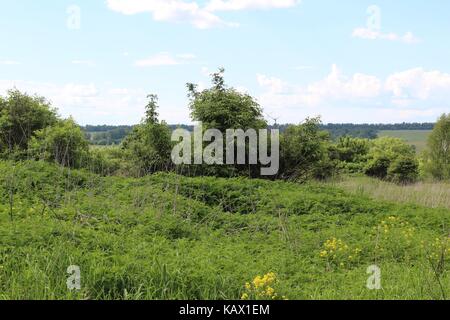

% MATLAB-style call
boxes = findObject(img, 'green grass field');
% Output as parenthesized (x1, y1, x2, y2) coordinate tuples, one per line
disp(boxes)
(378, 130, 432, 153)
(0, 161, 448, 300)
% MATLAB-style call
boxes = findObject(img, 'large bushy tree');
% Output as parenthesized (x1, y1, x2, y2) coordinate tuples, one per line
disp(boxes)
(364, 137, 418, 183)
(186, 69, 268, 177)
(279, 117, 335, 181)
(122, 94, 173, 176)
(423, 113, 450, 180)
(187, 68, 267, 131)
(29, 118, 89, 168)
(0, 89, 58, 155)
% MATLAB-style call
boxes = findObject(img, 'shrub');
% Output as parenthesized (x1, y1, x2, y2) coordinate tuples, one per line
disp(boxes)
(121, 95, 173, 176)
(364, 137, 418, 182)
(423, 113, 450, 180)
(0, 89, 58, 155)
(29, 118, 89, 168)
(387, 156, 419, 184)
(365, 156, 391, 179)
(279, 117, 336, 181)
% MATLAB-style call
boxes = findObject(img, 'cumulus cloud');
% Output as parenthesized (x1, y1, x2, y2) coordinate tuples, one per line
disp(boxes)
(257, 65, 382, 109)
(385, 68, 450, 100)
(106, 0, 235, 29)
(0, 80, 148, 125)
(257, 65, 450, 114)
(205, 0, 300, 11)
(106, 0, 299, 29)
(352, 28, 420, 44)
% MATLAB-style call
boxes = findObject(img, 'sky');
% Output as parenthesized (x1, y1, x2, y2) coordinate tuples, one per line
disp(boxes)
(1, 0, 449, 125)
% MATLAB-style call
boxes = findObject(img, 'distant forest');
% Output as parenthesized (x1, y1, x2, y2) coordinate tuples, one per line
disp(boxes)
(83, 122, 435, 145)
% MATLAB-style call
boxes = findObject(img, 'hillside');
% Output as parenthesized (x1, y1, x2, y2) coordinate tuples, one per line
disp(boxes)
(1, 161, 448, 300)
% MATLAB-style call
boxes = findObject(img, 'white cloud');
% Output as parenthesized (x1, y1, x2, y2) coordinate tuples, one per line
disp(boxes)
(352, 28, 420, 44)
(106, 0, 236, 29)
(257, 65, 450, 118)
(106, 0, 300, 29)
(257, 65, 382, 109)
(0, 60, 20, 65)
(385, 68, 450, 100)
(176, 53, 196, 60)
(135, 52, 196, 67)
(205, 0, 300, 12)
(0, 80, 148, 125)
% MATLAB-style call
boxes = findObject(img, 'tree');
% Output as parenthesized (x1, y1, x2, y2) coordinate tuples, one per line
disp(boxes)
(364, 137, 418, 182)
(387, 156, 419, 184)
(0, 89, 58, 155)
(187, 68, 267, 131)
(186, 68, 268, 177)
(279, 117, 335, 181)
(122, 94, 172, 176)
(144, 94, 159, 125)
(423, 114, 450, 180)
(29, 118, 89, 168)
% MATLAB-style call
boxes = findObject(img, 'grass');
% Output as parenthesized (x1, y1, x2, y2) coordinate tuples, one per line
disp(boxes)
(378, 130, 432, 153)
(330, 175, 450, 210)
(0, 161, 449, 300)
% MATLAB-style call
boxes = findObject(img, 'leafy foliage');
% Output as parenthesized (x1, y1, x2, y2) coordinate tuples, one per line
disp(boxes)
(279, 117, 336, 181)
(0, 162, 448, 300)
(121, 95, 173, 176)
(364, 137, 418, 183)
(187, 68, 267, 131)
(0, 89, 58, 155)
(29, 119, 89, 168)
(423, 113, 450, 180)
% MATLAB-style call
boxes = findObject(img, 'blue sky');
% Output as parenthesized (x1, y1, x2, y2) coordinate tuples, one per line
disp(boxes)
(1, 0, 449, 125)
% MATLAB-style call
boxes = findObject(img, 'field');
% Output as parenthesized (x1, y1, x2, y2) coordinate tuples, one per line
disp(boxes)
(330, 176, 450, 210)
(378, 130, 432, 153)
(0, 161, 449, 300)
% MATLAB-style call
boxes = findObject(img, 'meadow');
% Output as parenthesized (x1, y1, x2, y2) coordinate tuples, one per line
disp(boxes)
(0, 161, 448, 300)
(378, 130, 432, 153)
(331, 176, 450, 210)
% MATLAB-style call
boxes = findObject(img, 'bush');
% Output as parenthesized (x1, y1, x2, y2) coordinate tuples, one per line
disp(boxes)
(29, 119, 89, 168)
(365, 156, 391, 179)
(279, 117, 336, 181)
(364, 137, 418, 182)
(422, 113, 450, 180)
(387, 156, 419, 184)
(121, 95, 173, 176)
(0, 89, 58, 155)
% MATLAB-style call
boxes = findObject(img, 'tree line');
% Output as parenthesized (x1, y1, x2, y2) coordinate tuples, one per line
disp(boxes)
(83, 123, 435, 146)
(1, 69, 449, 183)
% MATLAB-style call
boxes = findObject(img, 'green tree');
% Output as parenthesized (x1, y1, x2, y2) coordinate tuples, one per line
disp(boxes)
(187, 68, 267, 131)
(280, 117, 335, 181)
(364, 137, 418, 182)
(387, 156, 419, 184)
(29, 118, 89, 168)
(122, 94, 172, 176)
(0, 89, 58, 155)
(423, 113, 450, 180)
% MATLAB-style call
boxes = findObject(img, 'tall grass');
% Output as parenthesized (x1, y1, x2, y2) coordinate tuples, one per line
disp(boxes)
(330, 176, 450, 209)
(1, 162, 449, 300)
